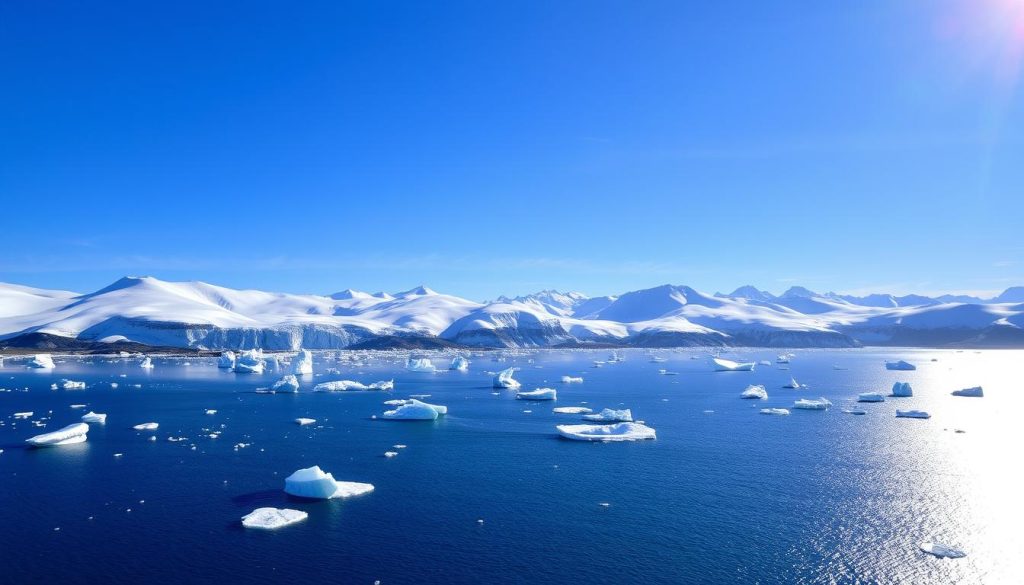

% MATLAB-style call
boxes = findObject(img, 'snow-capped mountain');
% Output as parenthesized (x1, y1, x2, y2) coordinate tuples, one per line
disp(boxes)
(1, 277, 1022, 350)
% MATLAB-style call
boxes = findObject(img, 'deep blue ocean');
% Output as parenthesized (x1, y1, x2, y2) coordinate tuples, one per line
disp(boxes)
(1, 349, 1020, 584)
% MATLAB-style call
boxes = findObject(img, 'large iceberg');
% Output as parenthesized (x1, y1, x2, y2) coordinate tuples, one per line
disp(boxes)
(233, 349, 265, 374)
(283, 465, 374, 499)
(857, 392, 885, 403)
(890, 382, 913, 397)
(241, 507, 308, 530)
(272, 374, 300, 393)
(492, 367, 521, 389)
(313, 379, 393, 392)
(793, 397, 832, 410)
(896, 409, 930, 419)
(382, 399, 447, 420)
(740, 384, 768, 400)
(449, 356, 469, 372)
(217, 351, 236, 369)
(951, 386, 983, 397)
(556, 422, 657, 442)
(583, 408, 633, 422)
(27, 354, 55, 369)
(26, 422, 89, 447)
(885, 360, 916, 371)
(712, 357, 755, 372)
(406, 357, 437, 373)
(291, 349, 313, 375)
(81, 411, 107, 423)
(516, 388, 557, 401)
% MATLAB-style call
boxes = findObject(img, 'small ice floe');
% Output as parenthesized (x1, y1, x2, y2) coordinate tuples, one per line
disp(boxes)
(205, 409, 217, 415)
(284, 466, 374, 499)
(133, 422, 159, 431)
(27, 354, 56, 369)
(758, 360, 771, 366)
(885, 360, 916, 371)
(14, 411, 33, 419)
(292, 349, 314, 375)
(492, 367, 521, 389)
(556, 422, 657, 442)
(81, 411, 107, 424)
(62, 380, 86, 390)
(409, 394, 430, 399)
(110, 383, 119, 389)
(313, 379, 393, 392)
(890, 382, 913, 397)
(740, 385, 768, 400)
(759, 408, 790, 416)
(217, 351, 236, 369)
(233, 350, 265, 374)
(69, 404, 87, 409)
(896, 410, 930, 419)
(295, 418, 316, 426)
(381, 399, 447, 420)
(384, 451, 398, 458)
(241, 507, 308, 530)
(951, 386, 983, 398)
(783, 377, 802, 389)
(393, 444, 407, 449)
(272, 375, 300, 393)
(406, 357, 437, 373)
(843, 408, 867, 415)
(51, 383, 59, 390)
(449, 356, 470, 372)
(792, 398, 832, 410)
(919, 541, 966, 559)
(712, 357, 755, 372)
(776, 354, 792, 364)
(139, 357, 154, 369)
(516, 388, 557, 401)
(583, 408, 633, 422)
(857, 392, 885, 403)
(26, 422, 89, 447)
(553, 406, 592, 414)
(659, 369, 679, 376)
(560, 376, 583, 384)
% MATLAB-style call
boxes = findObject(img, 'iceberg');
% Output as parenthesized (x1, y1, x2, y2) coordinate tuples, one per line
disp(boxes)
(793, 398, 832, 410)
(133, 422, 159, 430)
(951, 386, 983, 398)
(516, 388, 557, 401)
(283, 465, 374, 499)
(919, 541, 966, 559)
(583, 408, 633, 422)
(843, 408, 867, 415)
(449, 356, 469, 371)
(272, 374, 300, 393)
(140, 357, 154, 369)
(896, 409, 930, 419)
(14, 412, 33, 419)
(295, 417, 316, 425)
(712, 357, 755, 372)
(233, 349, 265, 374)
(291, 349, 313, 375)
(492, 367, 521, 389)
(890, 382, 913, 397)
(885, 360, 916, 371)
(857, 392, 885, 403)
(783, 377, 801, 389)
(27, 354, 55, 369)
(217, 351, 236, 369)
(81, 411, 107, 424)
(26, 422, 89, 447)
(62, 379, 86, 390)
(560, 376, 584, 383)
(241, 507, 308, 530)
(406, 357, 437, 373)
(760, 408, 790, 415)
(740, 384, 768, 400)
(556, 422, 657, 442)
(313, 379, 393, 392)
(553, 406, 592, 414)
(382, 399, 447, 420)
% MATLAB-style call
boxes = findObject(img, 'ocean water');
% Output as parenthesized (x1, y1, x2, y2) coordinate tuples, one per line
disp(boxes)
(1, 349, 1020, 584)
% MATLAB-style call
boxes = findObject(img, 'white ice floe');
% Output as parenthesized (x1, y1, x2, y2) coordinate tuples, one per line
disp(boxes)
(26, 422, 89, 447)
(556, 422, 656, 442)
(406, 357, 437, 373)
(205, 409, 217, 415)
(61, 380, 86, 390)
(295, 417, 316, 425)
(272, 374, 300, 393)
(81, 411, 107, 423)
(384, 451, 398, 458)
(712, 357, 755, 372)
(291, 349, 314, 375)
(793, 398, 832, 410)
(783, 377, 801, 389)
(760, 408, 790, 415)
(313, 379, 393, 392)
(885, 360, 916, 371)
(560, 376, 583, 383)
(583, 408, 633, 422)
(140, 357, 154, 369)
(241, 507, 308, 530)
(740, 384, 768, 400)
(843, 408, 867, 415)
(516, 388, 557, 401)
(217, 351, 236, 369)
(919, 541, 966, 559)
(14, 412, 33, 419)
(382, 399, 447, 420)
(233, 349, 265, 374)
(492, 367, 521, 389)
(857, 392, 885, 403)
(951, 386, 983, 398)
(896, 409, 930, 419)
(890, 382, 913, 397)
(449, 356, 469, 372)
(553, 406, 592, 414)
(70, 404, 86, 409)
(27, 354, 55, 369)
(133, 422, 159, 430)
(283, 465, 374, 499)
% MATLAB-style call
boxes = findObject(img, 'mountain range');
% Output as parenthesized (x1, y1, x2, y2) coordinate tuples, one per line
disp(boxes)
(1, 277, 1022, 351)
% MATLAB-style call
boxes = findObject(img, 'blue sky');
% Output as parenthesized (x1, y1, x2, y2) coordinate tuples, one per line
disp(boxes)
(1, 0, 1022, 300)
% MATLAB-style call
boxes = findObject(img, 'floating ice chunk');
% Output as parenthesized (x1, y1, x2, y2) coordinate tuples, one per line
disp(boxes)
(760, 408, 790, 415)
(777, 354, 792, 364)
(857, 392, 885, 403)
(919, 542, 966, 558)
(516, 388, 557, 401)
(890, 382, 913, 397)
(712, 357, 755, 372)
(217, 351, 236, 369)
(492, 367, 521, 389)
(449, 356, 469, 372)
(241, 507, 308, 530)
(740, 385, 768, 400)
(406, 357, 436, 373)
(28, 354, 55, 369)
(272, 374, 300, 393)
(233, 350, 265, 374)
(843, 408, 867, 415)
(383, 399, 406, 406)
(81, 411, 107, 423)
(885, 360, 916, 371)
(783, 377, 801, 389)
(139, 357, 154, 369)
(26, 422, 89, 447)
(62, 380, 86, 390)
(295, 417, 316, 425)
(133, 422, 159, 430)
(292, 349, 313, 375)
(553, 406, 593, 414)
(382, 399, 446, 420)
(560, 376, 584, 383)
(758, 360, 771, 366)
(793, 398, 832, 410)
(283, 465, 374, 499)
(951, 386, 983, 398)
(263, 355, 281, 373)
(14, 412, 33, 419)
(313, 379, 393, 392)
(205, 409, 217, 415)
(384, 451, 398, 458)
(583, 408, 633, 422)
(70, 404, 87, 409)
(556, 422, 656, 442)
(896, 409, 930, 419)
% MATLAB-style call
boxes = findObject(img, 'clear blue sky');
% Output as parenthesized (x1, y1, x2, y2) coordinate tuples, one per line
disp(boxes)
(1, 0, 1021, 300)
